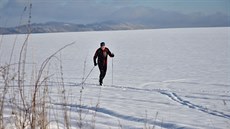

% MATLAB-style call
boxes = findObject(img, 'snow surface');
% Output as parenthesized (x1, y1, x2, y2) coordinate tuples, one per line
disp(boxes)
(0, 27, 230, 129)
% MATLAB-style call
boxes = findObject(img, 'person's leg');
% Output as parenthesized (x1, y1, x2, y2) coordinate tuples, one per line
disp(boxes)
(99, 65, 107, 85)
(99, 65, 104, 85)
(103, 64, 107, 78)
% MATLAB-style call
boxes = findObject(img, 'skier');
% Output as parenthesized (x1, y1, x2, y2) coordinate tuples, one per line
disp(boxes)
(94, 42, 114, 86)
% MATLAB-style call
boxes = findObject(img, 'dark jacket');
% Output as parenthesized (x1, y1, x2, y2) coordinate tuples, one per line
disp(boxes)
(94, 47, 114, 66)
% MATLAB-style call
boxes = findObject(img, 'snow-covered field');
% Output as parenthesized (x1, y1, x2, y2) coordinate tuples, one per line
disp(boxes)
(0, 27, 229, 129)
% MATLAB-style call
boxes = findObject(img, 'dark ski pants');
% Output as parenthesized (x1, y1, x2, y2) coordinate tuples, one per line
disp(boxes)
(98, 64, 107, 84)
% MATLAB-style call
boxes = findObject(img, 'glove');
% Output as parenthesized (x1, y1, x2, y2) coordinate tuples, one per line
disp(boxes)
(94, 62, 97, 66)
(111, 53, 114, 57)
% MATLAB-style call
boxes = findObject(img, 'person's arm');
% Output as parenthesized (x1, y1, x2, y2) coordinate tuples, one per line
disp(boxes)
(107, 48, 114, 57)
(93, 49, 98, 66)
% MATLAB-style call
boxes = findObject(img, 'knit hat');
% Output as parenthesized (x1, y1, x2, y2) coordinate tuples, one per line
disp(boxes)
(100, 42, 105, 47)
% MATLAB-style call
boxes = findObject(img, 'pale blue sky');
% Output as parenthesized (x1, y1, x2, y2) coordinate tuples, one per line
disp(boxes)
(0, 0, 229, 27)
(93, 0, 229, 14)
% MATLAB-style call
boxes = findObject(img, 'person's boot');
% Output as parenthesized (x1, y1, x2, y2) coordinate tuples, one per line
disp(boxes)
(99, 79, 103, 86)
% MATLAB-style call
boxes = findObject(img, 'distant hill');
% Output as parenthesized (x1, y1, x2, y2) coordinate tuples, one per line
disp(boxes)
(0, 17, 229, 35)
(1, 6, 229, 34)
(0, 22, 147, 34)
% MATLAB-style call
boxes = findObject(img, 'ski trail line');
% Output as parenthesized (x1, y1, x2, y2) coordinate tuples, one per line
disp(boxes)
(158, 90, 230, 120)
(61, 82, 230, 120)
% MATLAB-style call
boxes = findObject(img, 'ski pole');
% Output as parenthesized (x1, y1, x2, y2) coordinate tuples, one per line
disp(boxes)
(112, 58, 114, 86)
(81, 66, 95, 84)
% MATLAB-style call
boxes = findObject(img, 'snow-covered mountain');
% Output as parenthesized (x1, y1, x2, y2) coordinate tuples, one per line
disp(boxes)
(0, 22, 146, 34)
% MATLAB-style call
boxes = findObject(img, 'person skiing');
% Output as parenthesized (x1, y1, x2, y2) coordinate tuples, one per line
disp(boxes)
(94, 42, 114, 86)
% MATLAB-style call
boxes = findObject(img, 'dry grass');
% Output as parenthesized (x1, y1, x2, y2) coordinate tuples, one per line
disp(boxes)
(0, 2, 77, 128)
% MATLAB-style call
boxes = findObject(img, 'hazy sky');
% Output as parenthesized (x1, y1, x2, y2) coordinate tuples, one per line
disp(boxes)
(0, 0, 229, 27)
